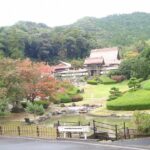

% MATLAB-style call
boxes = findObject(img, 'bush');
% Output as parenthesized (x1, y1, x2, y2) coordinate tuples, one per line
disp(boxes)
(33, 101, 49, 109)
(67, 87, 80, 95)
(128, 77, 141, 91)
(71, 94, 83, 102)
(99, 75, 116, 84)
(108, 87, 122, 101)
(108, 69, 122, 77)
(87, 80, 99, 85)
(111, 75, 125, 82)
(59, 94, 71, 103)
(107, 103, 150, 110)
(133, 112, 150, 135)
(26, 102, 45, 116)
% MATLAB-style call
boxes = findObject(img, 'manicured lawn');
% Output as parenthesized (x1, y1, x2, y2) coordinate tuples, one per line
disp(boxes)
(82, 80, 128, 99)
(107, 89, 150, 110)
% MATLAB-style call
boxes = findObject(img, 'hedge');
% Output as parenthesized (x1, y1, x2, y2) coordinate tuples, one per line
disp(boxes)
(71, 94, 83, 102)
(107, 89, 150, 110)
(99, 75, 116, 84)
(87, 80, 99, 85)
(59, 94, 72, 103)
(107, 103, 150, 110)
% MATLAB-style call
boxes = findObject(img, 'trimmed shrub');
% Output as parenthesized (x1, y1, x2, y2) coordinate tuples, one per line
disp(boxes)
(26, 103, 45, 116)
(99, 75, 116, 84)
(87, 80, 98, 85)
(59, 94, 71, 103)
(71, 94, 83, 102)
(111, 75, 125, 82)
(108, 87, 122, 101)
(107, 103, 150, 110)
(33, 101, 49, 109)
(67, 87, 80, 95)
(107, 90, 150, 110)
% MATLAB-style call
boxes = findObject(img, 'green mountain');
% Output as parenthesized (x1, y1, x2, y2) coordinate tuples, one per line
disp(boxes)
(0, 12, 150, 62)
(70, 12, 150, 46)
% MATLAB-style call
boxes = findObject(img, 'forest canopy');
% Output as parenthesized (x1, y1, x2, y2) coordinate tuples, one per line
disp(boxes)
(0, 12, 150, 63)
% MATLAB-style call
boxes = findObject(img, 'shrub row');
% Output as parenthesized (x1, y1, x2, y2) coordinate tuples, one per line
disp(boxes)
(107, 103, 150, 110)
(59, 94, 83, 103)
(100, 75, 116, 84)
(87, 80, 99, 85)
(111, 75, 125, 82)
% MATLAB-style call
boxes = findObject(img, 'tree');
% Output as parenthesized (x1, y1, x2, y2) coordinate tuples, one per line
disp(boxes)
(128, 77, 141, 91)
(131, 57, 150, 80)
(71, 59, 84, 69)
(17, 59, 57, 102)
(108, 87, 122, 100)
(119, 59, 134, 79)
(0, 59, 25, 111)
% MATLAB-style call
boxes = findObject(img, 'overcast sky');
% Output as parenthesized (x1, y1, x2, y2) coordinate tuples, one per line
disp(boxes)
(0, 0, 150, 27)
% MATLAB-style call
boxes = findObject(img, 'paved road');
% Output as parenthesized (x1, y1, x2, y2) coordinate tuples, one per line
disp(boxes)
(0, 137, 149, 150)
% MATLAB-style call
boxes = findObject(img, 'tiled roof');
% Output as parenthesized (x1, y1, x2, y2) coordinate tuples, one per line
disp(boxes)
(87, 47, 120, 65)
(84, 57, 104, 65)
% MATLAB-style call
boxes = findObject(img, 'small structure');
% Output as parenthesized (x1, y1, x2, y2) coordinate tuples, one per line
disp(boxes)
(54, 61, 71, 73)
(84, 47, 121, 76)
(54, 61, 88, 82)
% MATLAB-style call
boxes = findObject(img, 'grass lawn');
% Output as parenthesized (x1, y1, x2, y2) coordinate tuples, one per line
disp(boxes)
(82, 80, 128, 99)
(107, 89, 150, 110)
(65, 81, 128, 106)
(141, 79, 150, 90)
(44, 114, 132, 127)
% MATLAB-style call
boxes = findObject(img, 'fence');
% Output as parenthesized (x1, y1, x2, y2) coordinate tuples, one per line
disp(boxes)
(0, 124, 57, 139)
(92, 120, 127, 140)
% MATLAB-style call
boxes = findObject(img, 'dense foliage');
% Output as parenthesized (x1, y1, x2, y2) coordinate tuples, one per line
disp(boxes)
(119, 46, 150, 79)
(133, 112, 150, 135)
(0, 58, 79, 113)
(1, 13, 150, 63)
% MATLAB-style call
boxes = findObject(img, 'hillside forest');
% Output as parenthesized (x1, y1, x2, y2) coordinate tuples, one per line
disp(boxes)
(0, 12, 150, 63)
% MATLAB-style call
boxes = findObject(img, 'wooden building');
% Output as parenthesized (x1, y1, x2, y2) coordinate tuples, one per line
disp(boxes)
(84, 47, 121, 76)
